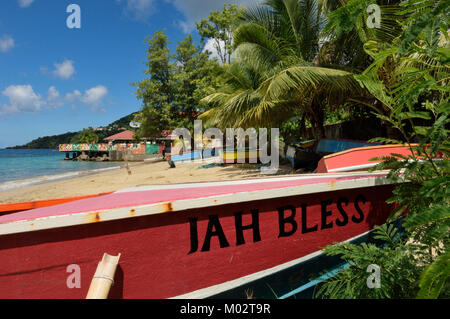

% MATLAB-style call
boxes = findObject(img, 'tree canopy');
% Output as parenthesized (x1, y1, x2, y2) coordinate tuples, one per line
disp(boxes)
(196, 4, 247, 64)
(133, 30, 223, 139)
(199, 0, 368, 138)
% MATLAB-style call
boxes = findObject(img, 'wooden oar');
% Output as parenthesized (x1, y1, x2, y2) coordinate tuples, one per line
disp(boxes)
(86, 253, 121, 299)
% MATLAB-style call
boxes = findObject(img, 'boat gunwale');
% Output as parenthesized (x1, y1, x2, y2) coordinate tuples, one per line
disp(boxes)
(0, 192, 114, 214)
(0, 172, 394, 237)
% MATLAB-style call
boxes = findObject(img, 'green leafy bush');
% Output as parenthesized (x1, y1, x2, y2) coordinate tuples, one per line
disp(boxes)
(316, 0, 449, 299)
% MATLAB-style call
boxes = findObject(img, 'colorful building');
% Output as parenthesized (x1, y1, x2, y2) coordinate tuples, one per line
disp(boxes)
(59, 130, 162, 161)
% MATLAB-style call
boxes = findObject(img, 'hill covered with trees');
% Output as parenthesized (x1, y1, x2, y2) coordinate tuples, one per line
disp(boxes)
(7, 112, 138, 149)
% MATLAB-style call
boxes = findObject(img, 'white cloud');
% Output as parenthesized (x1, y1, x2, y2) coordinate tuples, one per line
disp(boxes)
(65, 86, 108, 112)
(166, 0, 261, 33)
(81, 85, 108, 112)
(116, 0, 260, 27)
(117, 0, 156, 21)
(53, 60, 75, 80)
(203, 38, 225, 62)
(18, 0, 34, 8)
(47, 86, 64, 109)
(0, 35, 15, 53)
(65, 90, 82, 103)
(47, 86, 59, 100)
(0, 84, 109, 116)
(0, 85, 44, 115)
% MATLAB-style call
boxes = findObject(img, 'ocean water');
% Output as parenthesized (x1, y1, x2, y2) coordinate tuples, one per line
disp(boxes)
(0, 149, 122, 192)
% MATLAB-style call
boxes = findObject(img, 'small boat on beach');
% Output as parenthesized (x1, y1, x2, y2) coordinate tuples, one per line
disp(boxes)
(316, 144, 416, 173)
(219, 148, 260, 163)
(0, 172, 398, 299)
(171, 149, 219, 163)
(286, 139, 378, 170)
(285, 140, 318, 170)
(170, 151, 202, 162)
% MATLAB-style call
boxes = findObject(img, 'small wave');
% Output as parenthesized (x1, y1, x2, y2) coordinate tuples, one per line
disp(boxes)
(90, 166, 121, 173)
(0, 166, 121, 192)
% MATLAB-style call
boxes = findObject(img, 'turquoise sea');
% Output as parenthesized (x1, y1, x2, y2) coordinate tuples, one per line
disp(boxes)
(0, 149, 122, 192)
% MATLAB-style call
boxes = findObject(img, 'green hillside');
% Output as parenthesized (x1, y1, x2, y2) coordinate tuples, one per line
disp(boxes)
(8, 112, 138, 149)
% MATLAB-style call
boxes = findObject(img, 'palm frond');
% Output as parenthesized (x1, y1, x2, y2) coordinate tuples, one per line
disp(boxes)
(259, 65, 363, 102)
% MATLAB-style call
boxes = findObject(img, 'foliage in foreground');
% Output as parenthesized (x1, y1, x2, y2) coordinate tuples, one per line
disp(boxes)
(316, 224, 425, 298)
(316, 0, 449, 299)
(317, 105, 449, 299)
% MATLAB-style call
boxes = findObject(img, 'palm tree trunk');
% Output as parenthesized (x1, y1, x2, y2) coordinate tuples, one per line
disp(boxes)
(306, 114, 326, 139)
(317, 123, 326, 139)
(309, 103, 326, 139)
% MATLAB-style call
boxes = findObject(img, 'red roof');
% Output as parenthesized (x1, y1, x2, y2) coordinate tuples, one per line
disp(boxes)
(104, 130, 135, 141)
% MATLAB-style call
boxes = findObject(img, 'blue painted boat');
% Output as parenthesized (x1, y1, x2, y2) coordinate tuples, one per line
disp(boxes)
(171, 149, 219, 162)
(202, 148, 217, 158)
(171, 151, 202, 162)
(316, 139, 377, 156)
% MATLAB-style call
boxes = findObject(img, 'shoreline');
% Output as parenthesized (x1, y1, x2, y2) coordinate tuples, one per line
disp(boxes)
(0, 161, 143, 193)
(0, 160, 293, 204)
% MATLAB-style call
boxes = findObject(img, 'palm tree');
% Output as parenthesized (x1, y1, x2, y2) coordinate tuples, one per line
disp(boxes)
(321, 0, 447, 139)
(200, 60, 267, 129)
(200, 0, 367, 138)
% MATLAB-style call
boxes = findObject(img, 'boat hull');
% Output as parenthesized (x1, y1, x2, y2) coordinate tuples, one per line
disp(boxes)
(220, 149, 260, 163)
(171, 149, 219, 163)
(0, 174, 396, 299)
(286, 146, 319, 170)
(286, 139, 377, 170)
(316, 144, 416, 173)
(315, 139, 377, 156)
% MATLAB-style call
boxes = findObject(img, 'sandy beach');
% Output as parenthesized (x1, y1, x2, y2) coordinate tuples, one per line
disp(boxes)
(0, 160, 293, 204)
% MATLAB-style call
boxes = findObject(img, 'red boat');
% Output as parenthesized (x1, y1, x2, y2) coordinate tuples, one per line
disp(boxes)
(316, 144, 417, 173)
(0, 192, 113, 216)
(0, 173, 397, 299)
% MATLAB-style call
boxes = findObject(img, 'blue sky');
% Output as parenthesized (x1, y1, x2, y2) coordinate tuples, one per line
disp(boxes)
(0, 0, 258, 148)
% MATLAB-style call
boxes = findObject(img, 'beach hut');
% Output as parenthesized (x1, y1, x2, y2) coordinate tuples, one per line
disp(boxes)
(104, 130, 144, 160)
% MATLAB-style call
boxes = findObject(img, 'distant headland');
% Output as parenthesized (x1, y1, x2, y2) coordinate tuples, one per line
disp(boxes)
(7, 112, 137, 150)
